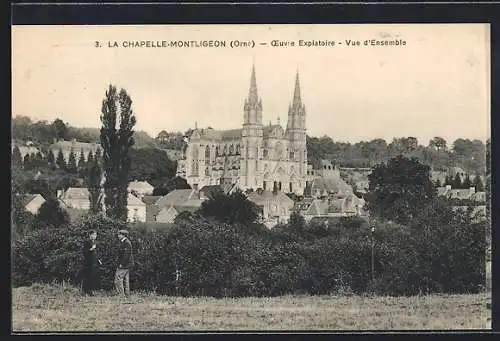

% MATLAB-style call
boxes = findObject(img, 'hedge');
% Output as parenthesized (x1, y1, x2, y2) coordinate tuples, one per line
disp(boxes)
(12, 204, 487, 297)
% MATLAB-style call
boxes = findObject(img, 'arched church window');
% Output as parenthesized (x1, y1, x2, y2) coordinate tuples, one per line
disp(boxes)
(215, 146, 220, 157)
(205, 145, 210, 160)
(229, 145, 234, 155)
(192, 146, 199, 160)
(205, 167, 210, 176)
(263, 149, 268, 158)
(223, 145, 227, 155)
(290, 151, 294, 159)
(236, 145, 240, 154)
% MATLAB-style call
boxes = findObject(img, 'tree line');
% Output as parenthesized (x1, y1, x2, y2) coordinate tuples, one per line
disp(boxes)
(306, 135, 489, 175)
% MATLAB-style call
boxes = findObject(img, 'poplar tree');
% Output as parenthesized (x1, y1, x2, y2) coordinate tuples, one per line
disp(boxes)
(100, 85, 136, 221)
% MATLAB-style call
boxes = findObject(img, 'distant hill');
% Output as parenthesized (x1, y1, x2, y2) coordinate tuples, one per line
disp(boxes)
(12, 116, 160, 149)
(67, 126, 159, 149)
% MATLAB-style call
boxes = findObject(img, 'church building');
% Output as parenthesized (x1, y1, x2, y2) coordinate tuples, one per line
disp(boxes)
(176, 65, 308, 195)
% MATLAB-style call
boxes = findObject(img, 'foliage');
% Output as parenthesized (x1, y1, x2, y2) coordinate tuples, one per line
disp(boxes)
(12, 146, 23, 167)
(129, 148, 176, 184)
(66, 149, 77, 173)
(198, 189, 260, 225)
(365, 155, 436, 225)
(33, 197, 70, 229)
(100, 85, 137, 221)
(13, 199, 486, 297)
(56, 149, 66, 169)
(86, 159, 103, 214)
(11, 194, 35, 238)
(152, 176, 191, 196)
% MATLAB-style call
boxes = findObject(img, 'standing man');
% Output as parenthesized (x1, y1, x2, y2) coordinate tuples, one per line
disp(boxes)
(115, 229, 134, 300)
(82, 229, 101, 296)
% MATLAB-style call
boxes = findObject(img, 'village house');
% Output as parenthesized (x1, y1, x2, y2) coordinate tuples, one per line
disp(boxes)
(294, 192, 366, 222)
(154, 189, 205, 223)
(436, 185, 485, 201)
(436, 185, 487, 222)
(22, 193, 46, 215)
(12, 142, 44, 159)
(246, 188, 295, 228)
(58, 187, 147, 222)
(305, 160, 353, 198)
(128, 180, 154, 198)
(141, 195, 162, 223)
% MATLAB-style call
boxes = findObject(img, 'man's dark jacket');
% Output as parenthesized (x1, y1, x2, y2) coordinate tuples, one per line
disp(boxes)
(118, 237, 134, 269)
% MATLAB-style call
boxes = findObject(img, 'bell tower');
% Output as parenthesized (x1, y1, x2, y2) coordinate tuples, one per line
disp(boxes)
(241, 64, 264, 189)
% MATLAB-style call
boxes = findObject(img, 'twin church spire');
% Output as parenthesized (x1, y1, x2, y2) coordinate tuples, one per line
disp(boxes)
(244, 63, 305, 131)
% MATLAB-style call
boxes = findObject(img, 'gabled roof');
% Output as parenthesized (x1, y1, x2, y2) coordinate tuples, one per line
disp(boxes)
(128, 180, 154, 191)
(22, 193, 44, 206)
(189, 128, 242, 142)
(307, 200, 329, 216)
(142, 195, 162, 205)
(156, 189, 198, 208)
(247, 190, 294, 206)
(127, 193, 146, 206)
(61, 187, 90, 200)
(310, 177, 352, 195)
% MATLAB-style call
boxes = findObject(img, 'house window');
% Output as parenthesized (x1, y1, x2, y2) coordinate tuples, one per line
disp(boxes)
(263, 149, 268, 158)
(278, 182, 282, 191)
(193, 184, 198, 190)
(133, 208, 139, 222)
(290, 151, 294, 159)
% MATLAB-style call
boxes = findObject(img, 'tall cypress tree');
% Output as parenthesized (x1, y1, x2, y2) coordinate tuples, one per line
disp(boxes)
(453, 172, 463, 189)
(12, 146, 22, 167)
(462, 174, 473, 189)
(473, 175, 485, 192)
(87, 150, 94, 165)
(77, 148, 86, 170)
(56, 149, 66, 170)
(67, 148, 77, 173)
(46, 149, 56, 169)
(100, 85, 136, 221)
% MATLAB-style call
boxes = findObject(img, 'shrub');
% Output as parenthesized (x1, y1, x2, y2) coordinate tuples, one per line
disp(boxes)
(12, 198, 487, 297)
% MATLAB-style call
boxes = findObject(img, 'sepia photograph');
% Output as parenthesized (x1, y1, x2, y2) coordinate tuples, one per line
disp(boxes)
(11, 23, 491, 331)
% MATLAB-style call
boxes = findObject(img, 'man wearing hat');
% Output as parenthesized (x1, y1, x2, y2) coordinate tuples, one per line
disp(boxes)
(115, 229, 134, 300)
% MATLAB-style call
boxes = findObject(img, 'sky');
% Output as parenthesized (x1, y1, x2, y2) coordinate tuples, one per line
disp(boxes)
(12, 24, 490, 144)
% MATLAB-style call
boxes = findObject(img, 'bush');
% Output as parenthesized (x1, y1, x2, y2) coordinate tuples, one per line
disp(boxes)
(12, 198, 487, 297)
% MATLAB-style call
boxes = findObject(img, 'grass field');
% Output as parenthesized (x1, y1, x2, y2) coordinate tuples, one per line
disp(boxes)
(12, 283, 491, 331)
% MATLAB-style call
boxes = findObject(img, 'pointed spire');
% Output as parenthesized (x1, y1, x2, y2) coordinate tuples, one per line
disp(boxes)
(248, 63, 259, 104)
(292, 70, 302, 108)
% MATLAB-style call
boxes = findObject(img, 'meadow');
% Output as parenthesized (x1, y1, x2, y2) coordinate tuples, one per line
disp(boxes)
(12, 283, 491, 331)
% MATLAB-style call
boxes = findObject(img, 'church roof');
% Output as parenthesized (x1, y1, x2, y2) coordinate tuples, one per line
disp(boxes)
(263, 124, 285, 139)
(190, 128, 242, 142)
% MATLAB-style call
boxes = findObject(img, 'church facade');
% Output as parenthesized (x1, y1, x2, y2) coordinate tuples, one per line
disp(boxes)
(176, 66, 308, 195)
